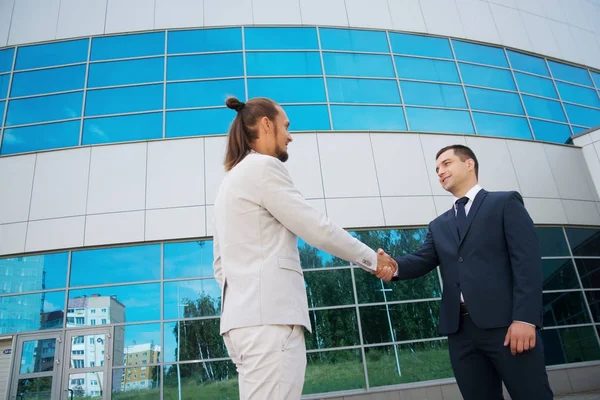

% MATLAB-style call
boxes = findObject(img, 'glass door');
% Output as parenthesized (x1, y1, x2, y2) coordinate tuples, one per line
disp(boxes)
(61, 328, 112, 400)
(9, 332, 63, 400)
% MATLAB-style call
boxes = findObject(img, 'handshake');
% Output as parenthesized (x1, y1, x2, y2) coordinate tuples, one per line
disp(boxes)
(373, 248, 398, 282)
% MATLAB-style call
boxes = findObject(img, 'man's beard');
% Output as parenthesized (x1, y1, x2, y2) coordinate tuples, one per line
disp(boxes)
(274, 126, 289, 162)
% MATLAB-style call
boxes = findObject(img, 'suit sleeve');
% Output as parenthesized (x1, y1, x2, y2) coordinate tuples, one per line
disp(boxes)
(260, 157, 377, 272)
(212, 226, 223, 288)
(503, 192, 543, 328)
(392, 228, 440, 280)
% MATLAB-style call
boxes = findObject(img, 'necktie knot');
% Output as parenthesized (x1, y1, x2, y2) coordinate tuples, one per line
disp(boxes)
(456, 197, 469, 207)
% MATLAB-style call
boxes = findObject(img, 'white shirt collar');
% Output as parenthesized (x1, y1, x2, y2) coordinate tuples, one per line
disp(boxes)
(453, 184, 483, 208)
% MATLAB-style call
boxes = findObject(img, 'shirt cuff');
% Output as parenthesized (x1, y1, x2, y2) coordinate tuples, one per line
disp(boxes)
(513, 320, 535, 327)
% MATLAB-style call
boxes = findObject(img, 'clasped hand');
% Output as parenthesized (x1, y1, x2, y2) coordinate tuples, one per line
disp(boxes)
(373, 248, 397, 281)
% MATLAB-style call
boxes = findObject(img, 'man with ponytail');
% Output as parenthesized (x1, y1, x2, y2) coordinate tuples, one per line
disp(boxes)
(212, 96, 397, 399)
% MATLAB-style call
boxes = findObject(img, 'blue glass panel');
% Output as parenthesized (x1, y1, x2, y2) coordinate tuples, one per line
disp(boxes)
(88, 57, 164, 88)
(164, 279, 221, 319)
(522, 95, 566, 122)
(245, 27, 318, 50)
(394, 56, 459, 83)
(6, 92, 83, 126)
(91, 32, 164, 61)
(319, 28, 389, 52)
(248, 78, 326, 103)
(167, 53, 243, 80)
(466, 87, 523, 115)
(68, 283, 160, 323)
(592, 71, 600, 88)
(167, 79, 244, 109)
(0, 48, 14, 73)
(85, 84, 163, 116)
(572, 125, 590, 134)
(514, 72, 557, 99)
(406, 107, 473, 134)
(323, 53, 394, 77)
(452, 40, 507, 67)
(0, 253, 68, 293)
(530, 119, 572, 144)
(166, 108, 232, 138)
(459, 63, 516, 90)
(548, 61, 592, 86)
(564, 104, 600, 127)
(168, 28, 241, 53)
(0, 101, 4, 121)
(0, 291, 65, 334)
(1, 121, 80, 155)
(15, 39, 88, 70)
(473, 112, 532, 139)
(389, 33, 452, 59)
(327, 78, 400, 104)
(331, 105, 406, 131)
(556, 82, 600, 108)
(11, 65, 86, 97)
(401, 81, 466, 108)
(246, 52, 322, 76)
(282, 105, 330, 131)
(164, 240, 214, 279)
(0, 74, 9, 99)
(82, 112, 163, 145)
(71, 244, 160, 286)
(506, 50, 549, 76)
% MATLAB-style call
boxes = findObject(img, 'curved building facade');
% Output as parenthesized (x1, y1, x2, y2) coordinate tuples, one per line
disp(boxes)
(0, 1, 599, 399)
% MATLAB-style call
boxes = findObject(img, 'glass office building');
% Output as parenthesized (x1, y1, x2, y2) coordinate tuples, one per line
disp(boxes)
(0, 1, 599, 399)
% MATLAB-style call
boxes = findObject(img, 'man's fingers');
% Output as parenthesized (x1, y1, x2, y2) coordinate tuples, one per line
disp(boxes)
(517, 337, 525, 353)
(377, 248, 385, 255)
(504, 328, 511, 347)
(510, 336, 517, 355)
(530, 335, 536, 349)
(523, 338, 530, 352)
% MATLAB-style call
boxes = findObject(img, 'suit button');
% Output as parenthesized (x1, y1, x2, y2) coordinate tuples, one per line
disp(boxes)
(458, 257, 463, 262)
(455, 282, 460, 288)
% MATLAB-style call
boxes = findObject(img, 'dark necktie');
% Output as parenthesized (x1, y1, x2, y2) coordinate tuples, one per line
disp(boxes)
(455, 197, 469, 240)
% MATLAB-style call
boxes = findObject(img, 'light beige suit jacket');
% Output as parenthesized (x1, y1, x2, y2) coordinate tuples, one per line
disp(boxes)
(213, 152, 377, 335)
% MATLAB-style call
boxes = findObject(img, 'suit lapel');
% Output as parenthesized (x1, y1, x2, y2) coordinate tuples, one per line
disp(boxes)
(444, 209, 460, 246)
(458, 189, 488, 247)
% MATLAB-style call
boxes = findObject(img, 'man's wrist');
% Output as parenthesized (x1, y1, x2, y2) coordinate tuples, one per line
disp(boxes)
(513, 320, 535, 328)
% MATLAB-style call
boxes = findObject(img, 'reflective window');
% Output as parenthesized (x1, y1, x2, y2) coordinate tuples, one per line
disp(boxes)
(452, 40, 508, 67)
(467, 87, 523, 115)
(514, 72, 557, 99)
(6, 92, 83, 126)
(1, 120, 80, 155)
(330, 105, 406, 131)
(394, 57, 459, 83)
(355, 266, 441, 304)
(543, 292, 591, 326)
(163, 319, 226, 362)
(319, 28, 389, 52)
(247, 77, 326, 103)
(542, 326, 600, 366)
(0, 253, 68, 294)
(327, 78, 400, 104)
(164, 361, 237, 398)
(575, 259, 600, 289)
(71, 245, 161, 287)
(113, 323, 161, 365)
(459, 63, 516, 90)
(282, 105, 330, 131)
(163, 240, 214, 279)
(0, 74, 10, 99)
(246, 52, 322, 76)
(15, 39, 88, 70)
(304, 269, 354, 307)
(68, 283, 160, 323)
(542, 259, 580, 291)
(406, 107, 474, 134)
(0, 100, 4, 121)
(305, 350, 365, 394)
(167, 27, 241, 53)
(536, 227, 570, 256)
(389, 33, 452, 59)
(84, 84, 163, 116)
(166, 108, 232, 138)
(167, 79, 245, 109)
(91, 32, 164, 61)
(530, 119, 571, 144)
(167, 53, 243, 80)
(401, 81, 466, 108)
(548, 61, 593, 86)
(587, 292, 600, 323)
(245, 27, 318, 50)
(0, 291, 65, 334)
(507, 50, 549, 76)
(323, 53, 395, 77)
(87, 57, 164, 88)
(592, 71, 600, 88)
(305, 308, 359, 350)
(0, 48, 14, 73)
(522, 95, 566, 122)
(10, 65, 86, 97)
(82, 113, 163, 145)
(564, 104, 600, 127)
(164, 279, 221, 319)
(556, 82, 600, 108)
(366, 341, 452, 387)
(472, 112, 532, 140)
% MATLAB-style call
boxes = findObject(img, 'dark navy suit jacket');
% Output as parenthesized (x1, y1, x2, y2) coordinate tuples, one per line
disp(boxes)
(393, 189, 543, 336)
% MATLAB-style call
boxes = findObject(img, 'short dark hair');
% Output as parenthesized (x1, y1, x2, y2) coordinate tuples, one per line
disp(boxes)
(436, 144, 479, 178)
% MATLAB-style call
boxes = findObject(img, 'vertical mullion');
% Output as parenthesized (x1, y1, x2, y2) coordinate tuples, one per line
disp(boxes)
(316, 27, 334, 131)
(242, 27, 248, 101)
(0, 47, 18, 154)
(545, 59, 575, 138)
(351, 267, 370, 390)
(386, 31, 409, 131)
(160, 242, 165, 400)
(79, 38, 92, 146)
(163, 31, 168, 139)
(448, 39, 477, 135)
(504, 48, 536, 140)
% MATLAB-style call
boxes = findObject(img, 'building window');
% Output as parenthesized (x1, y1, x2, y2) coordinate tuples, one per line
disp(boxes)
(101, 319, 107, 325)
(90, 361, 95, 367)
(73, 360, 84, 369)
(91, 309, 96, 313)
(90, 319, 96, 326)
(75, 317, 84, 325)
(90, 338, 94, 345)
(101, 308, 107, 313)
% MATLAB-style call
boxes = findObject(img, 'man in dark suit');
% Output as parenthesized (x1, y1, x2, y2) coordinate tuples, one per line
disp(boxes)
(377, 144, 553, 399)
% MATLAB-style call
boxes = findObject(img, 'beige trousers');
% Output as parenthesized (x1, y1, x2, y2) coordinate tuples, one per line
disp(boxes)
(223, 324, 307, 400)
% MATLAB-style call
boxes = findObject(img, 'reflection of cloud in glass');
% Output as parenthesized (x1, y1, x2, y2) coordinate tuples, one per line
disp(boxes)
(1, 132, 21, 144)
(164, 241, 214, 279)
(122, 323, 161, 348)
(164, 279, 221, 320)
(86, 123, 107, 140)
